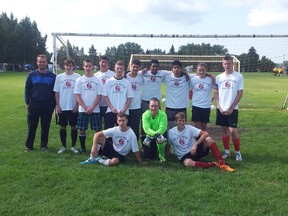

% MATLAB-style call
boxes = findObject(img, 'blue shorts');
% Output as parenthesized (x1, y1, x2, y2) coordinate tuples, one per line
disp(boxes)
(179, 143, 209, 164)
(102, 140, 126, 163)
(191, 106, 210, 123)
(216, 109, 238, 128)
(58, 111, 78, 127)
(77, 112, 101, 131)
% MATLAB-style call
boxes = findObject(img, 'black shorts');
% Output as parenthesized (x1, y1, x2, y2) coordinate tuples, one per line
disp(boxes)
(179, 142, 209, 164)
(58, 111, 78, 127)
(166, 107, 187, 121)
(102, 140, 126, 163)
(191, 106, 210, 123)
(216, 109, 238, 128)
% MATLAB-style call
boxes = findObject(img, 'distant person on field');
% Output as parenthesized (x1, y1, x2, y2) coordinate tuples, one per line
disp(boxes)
(190, 62, 214, 131)
(80, 113, 146, 166)
(74, 59, 103, 154)
(125, 59, 144, 141)
(94, 56, 115, 125)
(53, 59, 80, 154)
(214, 55, 244, 161)
(24, 54, 56, 152)
(167, 112, 234, 172)
(142, 97, 168, 162)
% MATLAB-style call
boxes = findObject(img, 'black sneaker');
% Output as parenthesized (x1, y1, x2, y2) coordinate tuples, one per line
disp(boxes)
(78, 149, 86, 154)
(41, 146, 48, 151)
(24, 147, 32, 152)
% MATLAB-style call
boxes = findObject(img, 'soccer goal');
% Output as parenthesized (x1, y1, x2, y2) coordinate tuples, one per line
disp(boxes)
(51, 33, 288, 73)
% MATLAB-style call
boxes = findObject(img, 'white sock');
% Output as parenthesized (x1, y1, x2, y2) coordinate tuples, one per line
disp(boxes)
(89, 154, 95, 160)
(235, 151, 241, 155)
(225, 149, 230, 154)
(99, 158, 110, 166)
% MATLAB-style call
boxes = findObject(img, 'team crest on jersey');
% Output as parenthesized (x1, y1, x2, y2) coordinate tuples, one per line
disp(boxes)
(179, 138, 185, 145)
(102, 78, 106, 84)
(225, 81, 231, 88)
(115, 85, 121, 91)
(150, 76, 156, 82)
(132, 84, 137, 90)
(199, 83, 204, 89)
(174, 80, 180, 86)
(87, 82, 92, 89)
(119, 138, 125, 145)
(66, 81, 71, 88)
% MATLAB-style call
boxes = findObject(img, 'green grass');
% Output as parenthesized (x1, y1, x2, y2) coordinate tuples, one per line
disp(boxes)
(1, 72, 288, 215)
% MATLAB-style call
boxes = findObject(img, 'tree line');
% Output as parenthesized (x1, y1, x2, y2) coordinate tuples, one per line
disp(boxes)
(0, 13, 281, 72)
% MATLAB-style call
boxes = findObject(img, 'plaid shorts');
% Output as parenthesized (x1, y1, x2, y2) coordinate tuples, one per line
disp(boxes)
(77, 112, 101, 131)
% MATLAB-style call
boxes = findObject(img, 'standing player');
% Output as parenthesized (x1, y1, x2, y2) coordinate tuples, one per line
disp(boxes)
(80, 113, 146, 166)
(164, 60, 192, 129)
(125, 59, 144, 141)
(94, 56, 115, 125)
(53, 59, 80, 154)
(102, 60, 134, 129)
(190, 63, 214, 131)
(74, 59, 103, 154)
(24, 54, 56, 152)
(214, 55, 244, 161)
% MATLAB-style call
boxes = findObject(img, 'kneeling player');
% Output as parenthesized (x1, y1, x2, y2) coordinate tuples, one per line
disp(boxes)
(81, 113, 146, 166)
(167, 112, 234, 172)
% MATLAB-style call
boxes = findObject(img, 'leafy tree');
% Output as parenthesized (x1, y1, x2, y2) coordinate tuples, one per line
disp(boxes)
(178, 43, 228, 55)
(88, 45, 98, 66)
(168, 45, 176, 54)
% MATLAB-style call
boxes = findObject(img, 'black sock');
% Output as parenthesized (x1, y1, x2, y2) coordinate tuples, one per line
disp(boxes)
(79, 135, 86, 150)
(71, 129, 78, 147)
(60, 129, 67, 147)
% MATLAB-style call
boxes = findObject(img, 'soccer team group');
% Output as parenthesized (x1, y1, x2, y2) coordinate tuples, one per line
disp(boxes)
(24, 54, 244, 172)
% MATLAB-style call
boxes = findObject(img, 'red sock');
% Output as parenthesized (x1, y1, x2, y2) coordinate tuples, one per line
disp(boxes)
(222, 135, 230, 150)
(195, 161, 214, 168)
(209, 142, 225, 165)
(232, 138, 240, 151)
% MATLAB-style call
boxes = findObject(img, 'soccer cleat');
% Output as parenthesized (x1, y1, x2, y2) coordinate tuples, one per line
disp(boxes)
(222, 152, 230, 159)
(159, 155, 166, 162)
(80, 156, 102, 165)
(235, 152, 242, 161)
(156, 134, 166, 144)
(220, 164, 235, 172)
(143, 137, 152, 147)
(70, 146, 79, 154)
(58, 146, 66, 154)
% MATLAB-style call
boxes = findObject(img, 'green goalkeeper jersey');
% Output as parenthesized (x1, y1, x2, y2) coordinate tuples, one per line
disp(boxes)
(142, 109, 168, 137)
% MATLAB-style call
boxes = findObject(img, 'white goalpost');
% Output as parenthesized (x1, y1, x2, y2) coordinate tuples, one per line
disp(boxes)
(51, 33, 288, 74)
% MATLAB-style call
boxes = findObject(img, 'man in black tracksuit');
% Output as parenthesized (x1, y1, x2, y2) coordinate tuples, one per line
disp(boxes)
(24, 54, 56, 151)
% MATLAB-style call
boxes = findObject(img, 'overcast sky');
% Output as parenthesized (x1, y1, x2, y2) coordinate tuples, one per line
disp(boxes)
(1, 0, 288, 61)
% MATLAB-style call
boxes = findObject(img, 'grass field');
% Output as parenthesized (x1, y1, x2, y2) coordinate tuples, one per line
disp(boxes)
(0, 72, 288, 215)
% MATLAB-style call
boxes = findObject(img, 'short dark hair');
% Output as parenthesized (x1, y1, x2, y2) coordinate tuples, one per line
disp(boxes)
(149, 97, 160, 105)
(132, 59, 141, 66)
(99, 55, 109, 62)
(172, 60, 182, 67)
(223, 55, 233, 61)
(150, 59, 159, 65)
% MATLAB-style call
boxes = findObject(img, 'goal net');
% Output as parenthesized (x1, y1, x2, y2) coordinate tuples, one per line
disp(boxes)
(51, 33, 288, 73)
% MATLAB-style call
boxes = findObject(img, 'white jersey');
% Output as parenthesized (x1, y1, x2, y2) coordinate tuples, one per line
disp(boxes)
(190, 76, 213, 108)
(94, 70, 115, 106)
(74, 75, 103, 113)
(102, 77, 134, 115)
(53, 72, 81, 110)
(168, 125, 201, 160)
(141, 70, 170, 101)
(103, 126, 139, 156)
(126, 73, 144, 109)
(215, 71, 244, 111)
(164, 73, 193, 109)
